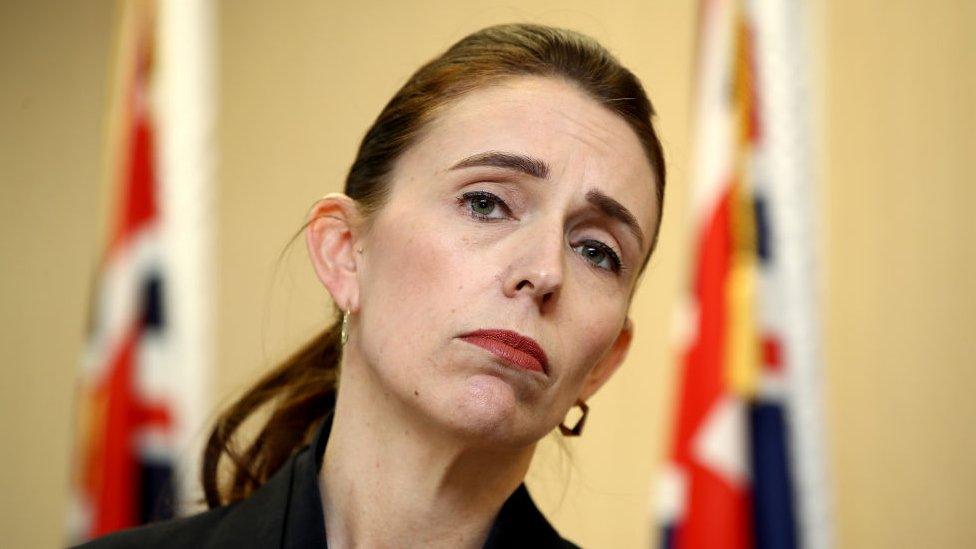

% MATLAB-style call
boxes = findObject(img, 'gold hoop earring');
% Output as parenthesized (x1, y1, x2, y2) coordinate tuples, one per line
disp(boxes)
(558, 399, 589, 437)
(340, 309, 350, 346)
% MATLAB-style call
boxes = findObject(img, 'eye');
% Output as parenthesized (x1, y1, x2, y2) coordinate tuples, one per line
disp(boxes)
(459, 191, 510, 221)
(573, 239, 623, 274)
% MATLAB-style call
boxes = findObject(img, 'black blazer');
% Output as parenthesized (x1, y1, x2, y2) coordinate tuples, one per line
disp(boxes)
(74, 411, 580, 548)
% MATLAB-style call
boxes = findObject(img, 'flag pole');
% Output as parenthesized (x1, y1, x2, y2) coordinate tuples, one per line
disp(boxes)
(156, 0, 217, 515)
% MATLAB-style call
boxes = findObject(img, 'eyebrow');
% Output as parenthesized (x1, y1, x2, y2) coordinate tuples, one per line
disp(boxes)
(449, 150, 646, 253)
(585, 189, 646, 252)
(449, 150, 549, 179)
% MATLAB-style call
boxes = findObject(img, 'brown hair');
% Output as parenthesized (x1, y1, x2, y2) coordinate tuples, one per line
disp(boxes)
(201, 22, 667, 508)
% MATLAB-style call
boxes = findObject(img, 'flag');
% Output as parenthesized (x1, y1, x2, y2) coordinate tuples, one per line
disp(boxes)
(68, 9, 175, 539)
(67, 1, 215, 542)
(657, 0, 830, 548)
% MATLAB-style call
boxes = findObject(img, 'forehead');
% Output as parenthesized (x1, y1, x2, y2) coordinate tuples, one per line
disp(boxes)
(393, 76, 658, 236)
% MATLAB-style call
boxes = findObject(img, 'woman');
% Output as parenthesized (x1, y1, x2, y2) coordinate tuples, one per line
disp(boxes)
(79, 22, 666, 548)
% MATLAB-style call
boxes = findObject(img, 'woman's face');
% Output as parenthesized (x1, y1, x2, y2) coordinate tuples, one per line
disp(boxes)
(340, 76, 658, 447)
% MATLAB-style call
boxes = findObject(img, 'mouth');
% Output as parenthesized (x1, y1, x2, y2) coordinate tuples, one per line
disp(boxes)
(458, 329, 550, 376)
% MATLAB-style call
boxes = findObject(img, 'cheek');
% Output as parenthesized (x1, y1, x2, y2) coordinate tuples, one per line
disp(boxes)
(560, 304, 623, 387)
(356, 211, 472, 376)
(369, 221, 441, 305)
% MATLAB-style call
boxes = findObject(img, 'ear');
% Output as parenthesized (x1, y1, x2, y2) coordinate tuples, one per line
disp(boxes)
(305, 193, 364, 313)
(578, 316, 634, 402)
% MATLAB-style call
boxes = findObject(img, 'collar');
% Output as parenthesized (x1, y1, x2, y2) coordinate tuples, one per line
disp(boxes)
(255, 409, 576, 548)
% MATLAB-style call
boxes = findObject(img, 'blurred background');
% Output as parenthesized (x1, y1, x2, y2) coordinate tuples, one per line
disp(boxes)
(1, 0, 973, 547)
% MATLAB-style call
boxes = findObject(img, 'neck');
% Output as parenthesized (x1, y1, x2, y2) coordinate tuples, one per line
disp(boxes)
(320, 350, 536, 549)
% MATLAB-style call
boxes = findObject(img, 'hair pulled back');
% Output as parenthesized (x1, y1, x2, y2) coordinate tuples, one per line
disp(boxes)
(201, 22, 666, 508)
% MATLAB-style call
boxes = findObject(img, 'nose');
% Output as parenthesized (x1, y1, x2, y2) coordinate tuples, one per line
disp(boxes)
(502, 219, 565, 307)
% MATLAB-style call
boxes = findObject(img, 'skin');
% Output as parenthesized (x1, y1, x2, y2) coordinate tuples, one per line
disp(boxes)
(305, 75, 659, 548)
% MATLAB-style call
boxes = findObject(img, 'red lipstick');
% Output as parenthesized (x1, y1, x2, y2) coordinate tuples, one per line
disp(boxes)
(459, 329, 549, 375)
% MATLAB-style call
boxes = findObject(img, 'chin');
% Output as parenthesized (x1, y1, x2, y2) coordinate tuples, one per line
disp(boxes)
(439, 374, 541, 448)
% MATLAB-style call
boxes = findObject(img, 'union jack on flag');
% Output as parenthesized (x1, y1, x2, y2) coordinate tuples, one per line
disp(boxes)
(67, 1, 214, 543)
(658, 1, 830, 548)
(68, 28, 177, 541)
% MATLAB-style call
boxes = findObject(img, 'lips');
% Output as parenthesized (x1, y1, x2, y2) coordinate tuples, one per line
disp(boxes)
(459, 329, 549, 375)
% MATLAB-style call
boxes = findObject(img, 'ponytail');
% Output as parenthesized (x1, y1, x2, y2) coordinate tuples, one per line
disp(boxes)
(200, 307, 342, 507)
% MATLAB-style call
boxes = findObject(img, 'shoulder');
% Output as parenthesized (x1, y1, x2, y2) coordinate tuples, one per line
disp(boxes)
(70, 505, 236, 549)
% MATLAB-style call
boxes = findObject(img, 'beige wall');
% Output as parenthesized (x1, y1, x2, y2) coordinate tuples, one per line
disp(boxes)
(0, 2, 116, 548)
(824, 2, 976, 547)
(1, 0, 973, 547)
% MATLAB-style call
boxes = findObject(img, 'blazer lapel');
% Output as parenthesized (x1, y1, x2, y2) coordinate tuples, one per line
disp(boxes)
(203, 451, 297, 548)
(482, 483, 575, 548)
